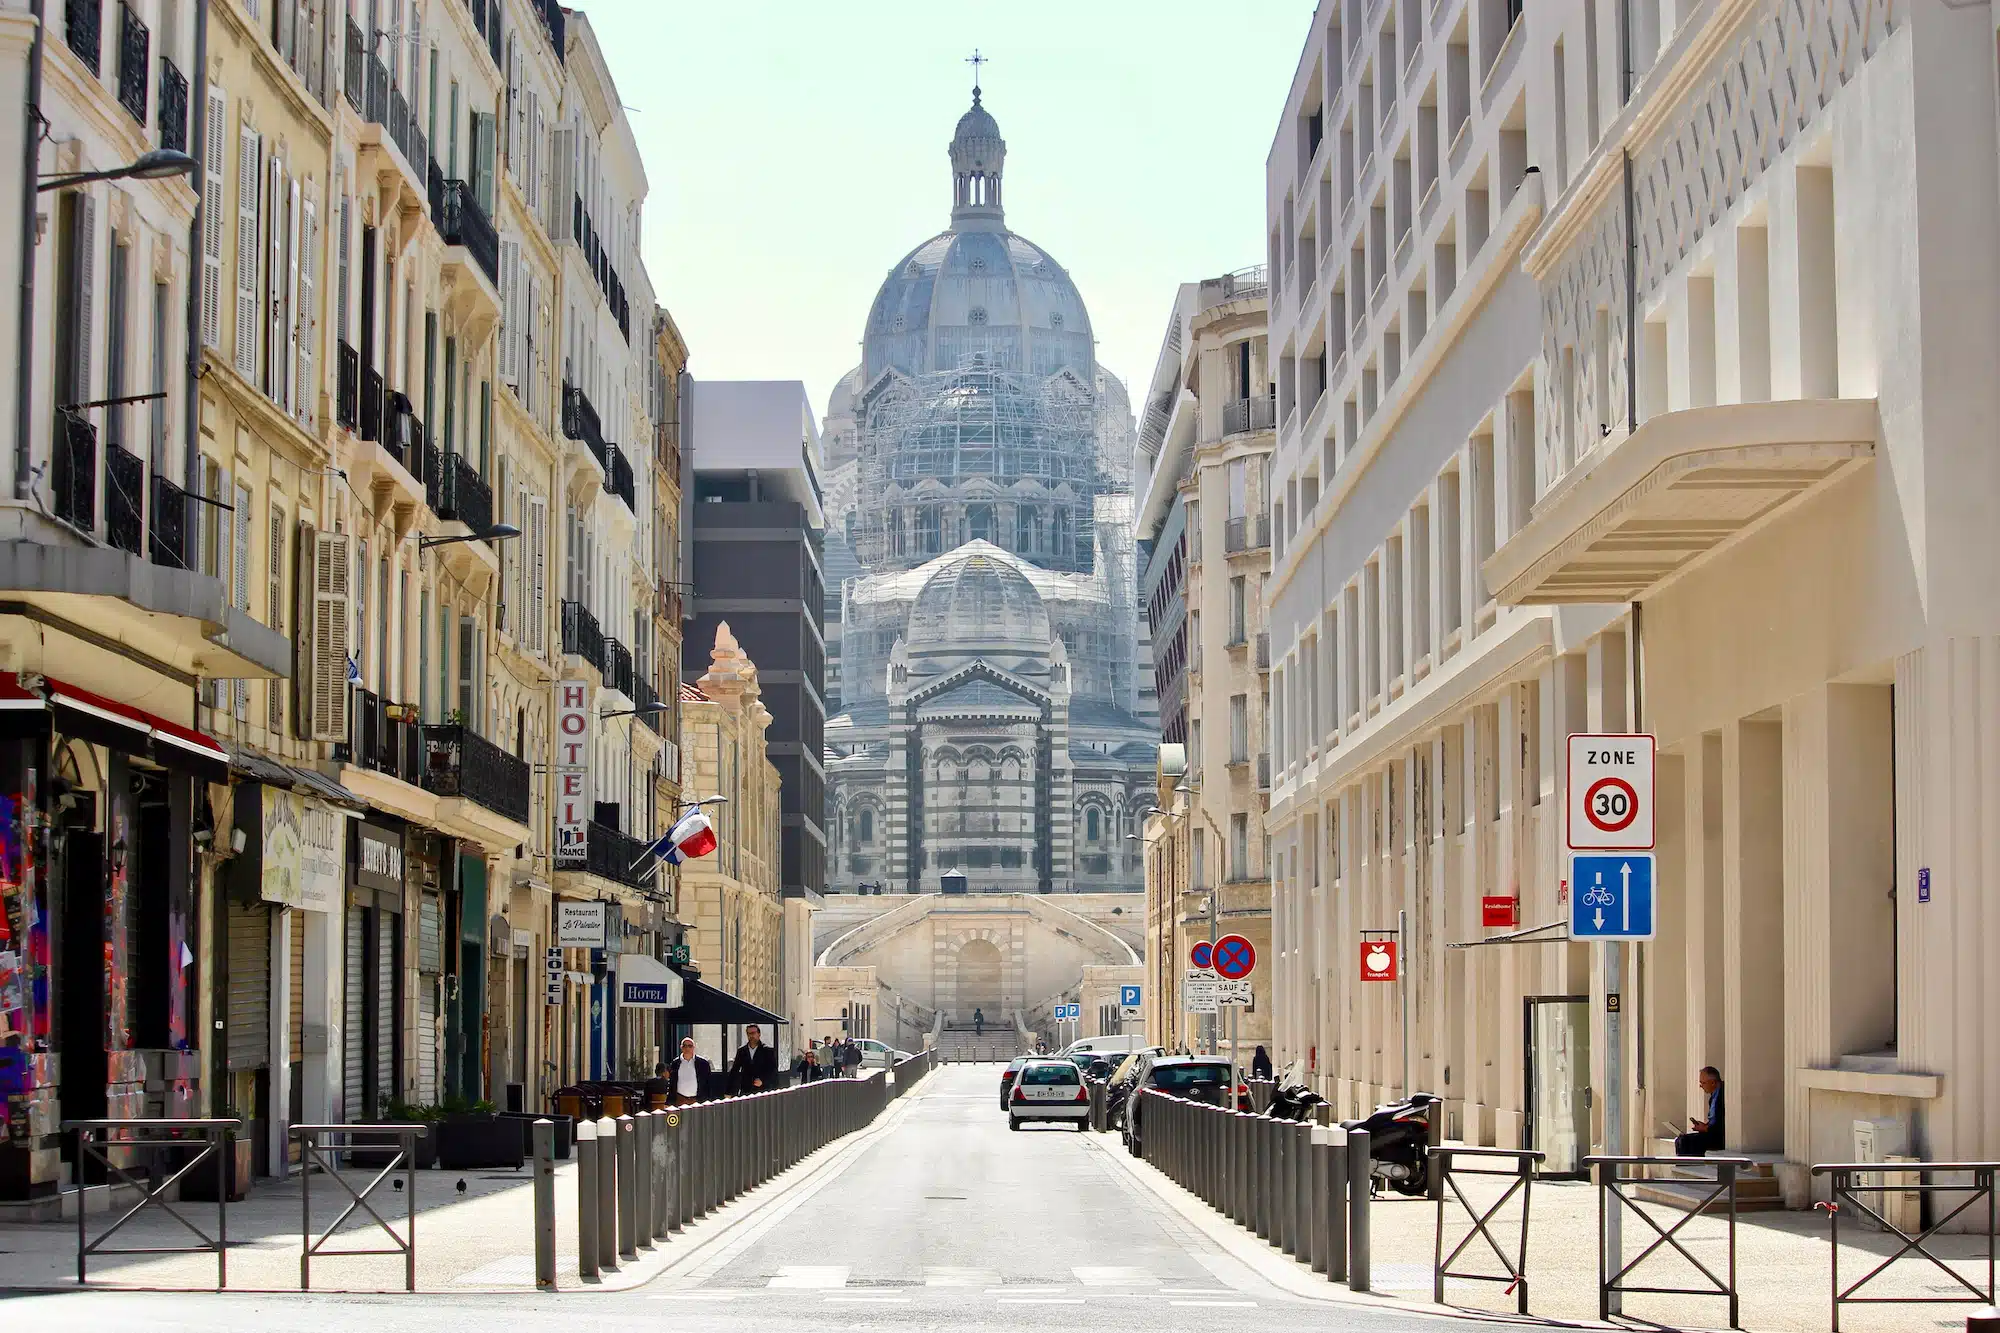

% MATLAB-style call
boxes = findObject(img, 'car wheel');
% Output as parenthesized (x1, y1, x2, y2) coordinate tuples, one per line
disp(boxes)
(1009, 1116, 1022, 1132)
(1074, 1118, 1089, 1132)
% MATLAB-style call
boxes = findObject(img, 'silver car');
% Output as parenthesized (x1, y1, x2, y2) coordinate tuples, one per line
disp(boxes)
(1007, 1058, 1091, 1131)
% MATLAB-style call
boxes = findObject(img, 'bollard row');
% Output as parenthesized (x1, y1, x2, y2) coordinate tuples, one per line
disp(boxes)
(552, 1053, 935, 1285)
(1131, 1089, 1370, 1291)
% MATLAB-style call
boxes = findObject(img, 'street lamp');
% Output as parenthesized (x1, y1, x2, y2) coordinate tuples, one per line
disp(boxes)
(419, 523, 520, 551)
(38, 148, 196, 192)
(598, 701, 669, 721)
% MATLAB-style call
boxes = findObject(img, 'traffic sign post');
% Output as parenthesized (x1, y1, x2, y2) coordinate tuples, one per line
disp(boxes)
(1189, 940, 1214, 971)
(1119, 984, 1142, 1007)
(1212, 935, 1256, 981)
(1569, 853, 1656, 940)
(1567, 734, 1656, 849)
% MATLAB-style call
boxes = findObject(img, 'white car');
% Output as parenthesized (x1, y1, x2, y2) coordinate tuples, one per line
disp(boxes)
(1007, 1058, 1091, 1130)
(853, 1038, 914, 1070)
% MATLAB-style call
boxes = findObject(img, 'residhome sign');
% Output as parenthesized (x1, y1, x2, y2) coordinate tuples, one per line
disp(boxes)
(554, 679, 592, 868)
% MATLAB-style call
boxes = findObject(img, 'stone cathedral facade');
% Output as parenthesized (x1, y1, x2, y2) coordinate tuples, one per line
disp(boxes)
(821, 87, 1156, 895)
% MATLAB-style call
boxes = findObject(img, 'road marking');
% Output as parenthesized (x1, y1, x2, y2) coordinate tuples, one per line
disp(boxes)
(1171, 1299, 1257, 1308)
(824, 1296, 910, 1304)
(987, 1285, 1066, 1294)
(1074, 1265, 1155, 1286)
(1159, 1287, 1235, 1295)
(926, 1267, 1001, 1287)
(646, 1291, 740, 1301)
(767, 1264, 849, 1289)
(998, 1297, 1087, 1306)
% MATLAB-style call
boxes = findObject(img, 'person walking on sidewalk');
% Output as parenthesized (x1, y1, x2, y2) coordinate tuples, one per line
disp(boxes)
(1251, 1046, 1274, 1081)
(1676, 1066, 1726, 1156)
(730, 1024, 779, 1095)
(667, 1036, 711, 1105)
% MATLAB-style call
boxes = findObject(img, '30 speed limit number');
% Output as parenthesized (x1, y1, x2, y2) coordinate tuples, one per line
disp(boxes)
(1566, 733, 1655, 850)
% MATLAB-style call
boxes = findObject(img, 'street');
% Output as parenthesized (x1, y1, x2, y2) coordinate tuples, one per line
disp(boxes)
(0, 1067, 1454, 1332)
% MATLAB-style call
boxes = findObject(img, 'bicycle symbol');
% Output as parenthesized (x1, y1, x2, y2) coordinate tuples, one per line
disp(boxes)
(1581, 882, 1616, 907)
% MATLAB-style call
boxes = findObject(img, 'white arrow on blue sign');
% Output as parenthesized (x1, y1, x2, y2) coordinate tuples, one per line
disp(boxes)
(1569, 852, 1656, 941)
(1119, 984, 1142, 1007)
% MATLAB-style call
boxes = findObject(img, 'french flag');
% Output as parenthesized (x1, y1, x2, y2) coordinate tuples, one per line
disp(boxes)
(630, 809, 719, 874)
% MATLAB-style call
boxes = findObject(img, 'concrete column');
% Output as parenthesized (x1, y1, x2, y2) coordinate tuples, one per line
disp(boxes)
(1647, 752, 1688, 1146)
(1684, 733, 1726, 1076)
(1722, 717, 1785, 1152)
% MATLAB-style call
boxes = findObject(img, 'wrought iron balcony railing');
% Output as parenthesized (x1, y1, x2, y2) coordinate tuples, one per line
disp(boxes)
(359, 366, 384, 442)
(581, 819, 650, 888)
(607, 442, 634, 511)
(1222, 514, 1273, 555)
(530, 0, 565, 60)
(354, 689, 424, 785)
(604, 637, 634, 699)
(383, 390, 420, 472)
(343, 20, 364, 113)
(158, 57, 188, 153)
(336, 341, 360, 430)
(65, 0, 101, 75)
(116, 2, 148, 125)
(436, 178, 499, 286)
(421, 722, 529, 825)
(561, 382, 604, 456)
(437, 450, 492, 534)
(561, 600, 605, 672)
(1221, 394, 1275, 437)
(150, 473, 190, 569)
(423, 438, 442, 513)
(633, 675, 661, 732)
(53, 412, 96, 529)
(104, 441, 145, 555)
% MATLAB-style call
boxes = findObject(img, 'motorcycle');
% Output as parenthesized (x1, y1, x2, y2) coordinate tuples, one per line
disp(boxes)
(1264, 1060, 1326, 1122)
(1340, 1092, 1441, 1197)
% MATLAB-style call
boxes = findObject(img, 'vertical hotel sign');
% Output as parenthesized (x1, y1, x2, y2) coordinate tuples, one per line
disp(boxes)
(554, 679, 591, 868)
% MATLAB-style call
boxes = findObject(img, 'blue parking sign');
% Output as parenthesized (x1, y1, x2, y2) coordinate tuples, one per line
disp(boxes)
(1569, 853, 1656, 941)
(1119, 984, 1142, 1007)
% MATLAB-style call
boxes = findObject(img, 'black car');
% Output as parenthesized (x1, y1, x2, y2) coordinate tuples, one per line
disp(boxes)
(998, 1057, 1028, 1111)
(1120, 1056, 1236, 1157)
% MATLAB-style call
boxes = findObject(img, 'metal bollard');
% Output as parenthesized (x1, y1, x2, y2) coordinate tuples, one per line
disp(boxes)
(594, 1116, 619, 1271)
(616, 1115, 639, 1259)
(532, 1118, 557, 1291)
(1293, 1121, 1313, 1263)
(1254, 1115, 1273, 1241)
(1089, 1081, 1106, 1133)
(577, 1119, 600, 1282)
(648, 1112, 669, 1240)
(634, 1112, 655, 1247)
(1347, 1127, 1371, 1292)
(674, 1105, 693, 1229)
(1277, 1117, 1297, 1255)
(1324, 1124, 1349, 1283)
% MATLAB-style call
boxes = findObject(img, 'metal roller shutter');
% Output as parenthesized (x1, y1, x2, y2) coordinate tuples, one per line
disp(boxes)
(417, 893, 442, 1101)
(375, 909, 397, 1108)
(227, 900, 271, 1071)
(343, 906, 365, 1121)
(289, 908, 306, 1066)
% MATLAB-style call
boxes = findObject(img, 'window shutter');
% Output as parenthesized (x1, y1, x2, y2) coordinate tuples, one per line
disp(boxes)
(284, 175, 301, 416)
(233, 479, 252, 720)
(73, 195, 96, 416)
(550, 128, 572, 242)
(266, 155, 285, 400)
(504, 38, 519, 171)
(274, 0, 293, 63)
(527, 495, 545, 653)
(293, 517, 314, 737)
(268, 506, 286, 730)
(202, 90, 226, 349)
(235, 125, 261, 378)
(335, 185, 349, 345)
(497, 237, 517, 383)
(310, 530, 352, 741)
(297, 194, 317, 429)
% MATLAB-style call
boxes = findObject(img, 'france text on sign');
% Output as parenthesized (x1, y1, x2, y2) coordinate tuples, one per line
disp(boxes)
(1212, 934, 1256, 981)
(1568, 853, 1657, 941)
(1360, 939, 1398, 982)
(1119, 984, 1142, 1007)
(1567, 733, 1656, 850)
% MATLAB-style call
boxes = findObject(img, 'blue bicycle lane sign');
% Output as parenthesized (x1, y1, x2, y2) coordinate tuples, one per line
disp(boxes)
(1569, 853, 1656, 941)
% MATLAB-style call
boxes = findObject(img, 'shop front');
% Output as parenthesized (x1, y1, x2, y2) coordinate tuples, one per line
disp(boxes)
(345, 819, 406, 1122)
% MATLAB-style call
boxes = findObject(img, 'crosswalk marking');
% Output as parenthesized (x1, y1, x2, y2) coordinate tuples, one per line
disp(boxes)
(999, 1297, 1086, 1305)
(1073, 1265, 1155, 1286)
(926, 1266, 1001, 1287)
(767, 1264, 850, 1289)
(824, 1296, 910, 1304)
(1171, 1299, 1257, 1308)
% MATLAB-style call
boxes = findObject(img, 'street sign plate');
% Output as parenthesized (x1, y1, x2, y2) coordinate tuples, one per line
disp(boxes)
(1058, 1003, 1079, 1020)
(1481, 896, 1519, 928)
(1569, 852, 1657, 940)
(1189, 940, 1214, 971)
(1360, 939, 1398, 982)
(1119, 1005, 1142, 1021)
(1119, 984, 1142, 1007)
(1213, 979, 1253, 1006)
(1183, 977, 1220, 1014)
(1212, 934, 1256, 981)
(1567, 734, 1656, 850)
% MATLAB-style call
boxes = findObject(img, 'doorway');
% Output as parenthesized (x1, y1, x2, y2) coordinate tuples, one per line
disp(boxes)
(1523, 995, 1590, 1178)
(955, 938, 1002, 1021)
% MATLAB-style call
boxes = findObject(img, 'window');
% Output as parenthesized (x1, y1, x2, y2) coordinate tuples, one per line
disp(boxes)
(1228, 576, 1247, 645)
(1230, 814, 1250, 880)
(1086, 808, 1101, 843)
(1229, 694, 1249, 764)
(1191, 828, 1206, 889)
(859, 807, 874, 843)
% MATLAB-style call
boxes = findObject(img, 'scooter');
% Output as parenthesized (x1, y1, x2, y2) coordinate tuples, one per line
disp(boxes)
(1340, 1093, 1440, 1197)
(1264, 1060, 1326, 1122)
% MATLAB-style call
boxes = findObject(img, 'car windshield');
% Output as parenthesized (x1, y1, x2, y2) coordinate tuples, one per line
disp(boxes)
(1020, 1063, 1080, 1085)
(1151, 1063, 1233, 1089)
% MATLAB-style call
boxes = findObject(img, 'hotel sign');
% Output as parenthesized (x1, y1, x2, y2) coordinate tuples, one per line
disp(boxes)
(554, 679, 592, 869)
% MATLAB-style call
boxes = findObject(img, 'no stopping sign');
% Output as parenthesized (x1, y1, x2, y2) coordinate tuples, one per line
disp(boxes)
(1567, 734, 1655, 850)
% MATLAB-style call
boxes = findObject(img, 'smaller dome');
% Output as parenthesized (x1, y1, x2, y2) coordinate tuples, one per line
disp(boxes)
(907, 543, 1050, 655)
(954, 92, 1001, 144)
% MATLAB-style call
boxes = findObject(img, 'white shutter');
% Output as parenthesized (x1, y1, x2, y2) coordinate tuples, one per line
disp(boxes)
(275, 0, 293, 64)
(310, 530, 352, 741)
(234, 125, 260, 378)
(297, 194, 317, 429)
(202, 90, 226, 349)
(530, 495, 547, 654)
(266, 155, 285, 400)
(284, 174, 301, 415)
(550, 128, 572, 242)
(497, 238, 517, 384)
(74, 195, 96, 414)
(233, 479, 252, 720)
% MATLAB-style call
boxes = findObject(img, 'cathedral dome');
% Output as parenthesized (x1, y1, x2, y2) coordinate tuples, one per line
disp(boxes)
(906, 543, 1051, 655)
(862, 90, 1095, 386)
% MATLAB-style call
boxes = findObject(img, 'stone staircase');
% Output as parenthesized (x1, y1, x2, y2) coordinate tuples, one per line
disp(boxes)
(934, 1023, 1021, 1063)
(1632, 1138, 1787, 1213)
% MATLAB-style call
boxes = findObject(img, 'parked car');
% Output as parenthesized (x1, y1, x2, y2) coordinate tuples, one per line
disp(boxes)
(1008, 1058, 1091, 1131)
(1059, 1034, 1151, 1059)
(852, 1038, 914, 1070)
(1120, 1056, 1236, 1156)
(998, 1056, 1029, 1110)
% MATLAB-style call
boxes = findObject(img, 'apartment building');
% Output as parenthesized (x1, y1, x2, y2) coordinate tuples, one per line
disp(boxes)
(1134, 269, 1277, 1058)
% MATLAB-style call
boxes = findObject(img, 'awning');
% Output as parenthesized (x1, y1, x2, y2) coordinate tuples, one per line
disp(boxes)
(616, 952, 685, 1010)
(0, 671, 229, 780)
(665, 974, 786, 1027)
(1484, 399, 1877, 606)
(221, 740, 365, 809)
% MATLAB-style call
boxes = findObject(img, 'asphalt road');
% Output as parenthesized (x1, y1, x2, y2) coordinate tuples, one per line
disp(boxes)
(3, 1066, 1463, 1332)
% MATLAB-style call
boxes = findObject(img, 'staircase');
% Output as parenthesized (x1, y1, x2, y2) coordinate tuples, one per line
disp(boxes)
(935, 1022, 1020, 1063)
(1632, 1140, 1787, 1213)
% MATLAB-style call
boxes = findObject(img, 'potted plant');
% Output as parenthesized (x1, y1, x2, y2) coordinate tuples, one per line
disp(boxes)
(347, 1100, 440, 1170)
(434, 1095, 523, 1170)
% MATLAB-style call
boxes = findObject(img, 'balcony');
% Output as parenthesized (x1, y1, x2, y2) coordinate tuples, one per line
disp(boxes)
(654, 420, 681, 484)
(65, 0, 101, 75)
(353, 689, 423, 785)
(633, 675, 661, 732)
(104, 441, 144, 556)
(157, 57, 187, 153)
(52, 413, 96, 529)
(435, 450, 492, 534)
(359, 366, 384, 442)
(1256, 753, 1272, 791)
(1254, 632, 1271, 672)
(529, 0, 565, 60)
(343, 22, 366, 114)
(435, 178, 501, 335)
(355, 39, 429, 228)
(561, 600, 605, 673)
(149, 474, 190, 569)
(350, 391, 427, 521)
(1222, 514, 1272, 555)
(336, 342, 360, 430)
(570, 819, 649, 889)
(604, 637, 634, 699)
(421, 723, 530, 827)
(116, 3, 148, 126)
(1221, 394, 1275, 438)
(469, 0, 502, 67)
(607, 442, 635, 511)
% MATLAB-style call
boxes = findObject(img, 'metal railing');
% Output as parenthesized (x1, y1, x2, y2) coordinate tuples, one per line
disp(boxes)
(437, 450, 492, 533)
(383, 390, 420, 472)
(604, 637, 634, 698)
(294, 1123, 426, 1291)
(65, 0, 101, 74)
(437, 178, 500, 286)
(150, 473, 190, 569)
(158, 56, 187, 152)
(354, 689, 423, 785)
(116, 2, 149, 124)
(562, 600, 605, 672)
(562, 382, 604, 454)
(1431, 1146, 1542, 1314)
(53, 412, 96, 528)
(1222, 394, 1276, 437)
(607, 442, 635, 510)
(634, 675, 661, 731)
(1586, 1154, 1750, 1328)
(421, 723, 530, 825)
(342, 20, 364, 113)
(104, 442, 145, 555)
(336, 342, 359, 429)
(583, 819, 648, 888)
(1813, 1159, 1998, 1332)
(529, 0, 565, 59)
(66, 1117, 240, 1288)
(359, 366, 384, 443)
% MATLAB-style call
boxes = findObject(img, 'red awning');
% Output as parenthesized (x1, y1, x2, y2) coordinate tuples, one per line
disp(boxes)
(1, 672, 229, 781)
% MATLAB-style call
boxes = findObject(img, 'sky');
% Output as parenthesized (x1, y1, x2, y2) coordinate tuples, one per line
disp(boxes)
(581, 0, 1319, 423)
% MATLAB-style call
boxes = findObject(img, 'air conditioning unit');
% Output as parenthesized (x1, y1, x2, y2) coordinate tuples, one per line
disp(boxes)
(1853, 1118, 1919, 1233)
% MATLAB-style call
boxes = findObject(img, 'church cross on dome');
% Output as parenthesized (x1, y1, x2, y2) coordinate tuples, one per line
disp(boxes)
(965, 48, 988, 99)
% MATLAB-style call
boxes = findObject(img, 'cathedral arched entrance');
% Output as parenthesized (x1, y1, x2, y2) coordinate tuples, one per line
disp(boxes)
(954, 938, 1003, 1020)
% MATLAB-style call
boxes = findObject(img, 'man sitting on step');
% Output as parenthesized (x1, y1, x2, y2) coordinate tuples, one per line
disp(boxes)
(1675, 1066, 1726, 1156)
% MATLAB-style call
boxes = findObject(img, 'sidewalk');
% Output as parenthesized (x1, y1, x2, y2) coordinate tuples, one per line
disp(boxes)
(1108, 1138, 1995, 1333)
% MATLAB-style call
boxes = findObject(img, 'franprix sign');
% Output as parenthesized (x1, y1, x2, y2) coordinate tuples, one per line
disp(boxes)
(1566, 734, 1656, 850)
(554, 679, 592, 868)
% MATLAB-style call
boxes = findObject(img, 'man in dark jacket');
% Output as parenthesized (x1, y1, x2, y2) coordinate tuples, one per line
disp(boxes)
(729, 1024, 779, 1095)
(665, 1036, 711, 1105)
(1676, 1066, 1726, 1156)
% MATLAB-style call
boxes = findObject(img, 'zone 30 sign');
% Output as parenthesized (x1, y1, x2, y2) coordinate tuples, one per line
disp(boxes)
(1566, 734, 1656, 850)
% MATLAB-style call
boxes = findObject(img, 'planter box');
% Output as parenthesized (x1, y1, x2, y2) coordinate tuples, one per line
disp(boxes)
(500, 1111, 573, 1160)
(345, 1127, 437, 1171)
(171, 1135, 253, 1202)
(435, 1114, 523, 1170)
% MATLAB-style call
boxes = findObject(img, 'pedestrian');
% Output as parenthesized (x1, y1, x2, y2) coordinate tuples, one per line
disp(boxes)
(973, 1006, 985, 1036)
(1251, 1045, 1274, 1081)
(644, 1061, 674, 1109)
(841, 1037, 861, 1078)
(811, 1038, 830, 1079)
(666, 1036, 710, 1105)
(729, 1024, 779, 1096)
(1675, 1066, 1727, 1156)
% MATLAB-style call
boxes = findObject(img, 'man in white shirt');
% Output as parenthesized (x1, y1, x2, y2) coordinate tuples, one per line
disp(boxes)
(665, 1036, 710, 1105)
